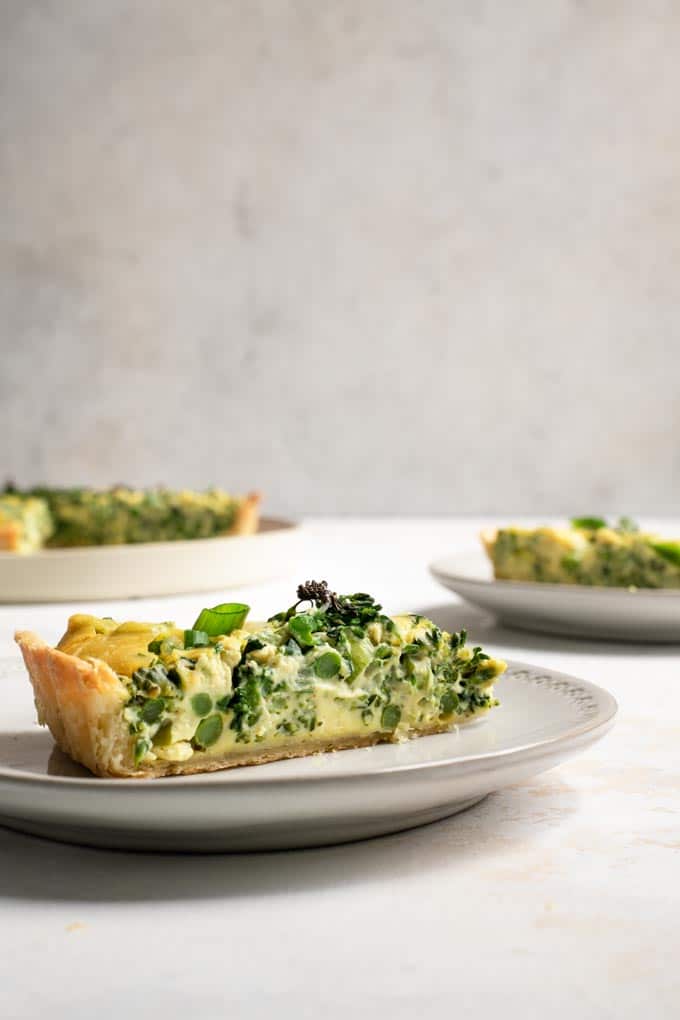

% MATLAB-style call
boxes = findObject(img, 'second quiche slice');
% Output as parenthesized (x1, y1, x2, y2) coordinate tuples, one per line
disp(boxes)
(482, 516, 680, 588)
(15, 582, 506, 778)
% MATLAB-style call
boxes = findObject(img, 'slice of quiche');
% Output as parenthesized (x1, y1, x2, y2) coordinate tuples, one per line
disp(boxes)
(482, 516, 680, 588)
(15, 582, 506, 778)
(2, 485, 260, 549)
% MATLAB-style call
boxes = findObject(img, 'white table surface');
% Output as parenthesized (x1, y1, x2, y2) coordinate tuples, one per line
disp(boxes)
(0, 518, 678, 1020)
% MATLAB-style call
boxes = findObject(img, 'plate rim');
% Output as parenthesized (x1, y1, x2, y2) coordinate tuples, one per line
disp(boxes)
(0, 659, 618, 791)
(430, 553, 680, 598)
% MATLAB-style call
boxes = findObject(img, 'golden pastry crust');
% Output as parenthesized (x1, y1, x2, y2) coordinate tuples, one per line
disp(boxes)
(228, 491, 261, 536)
(14, 630, 486, 780)
(0, 521, 21, 552)
(479, 527, 497, 560)
(16, 631, 131, 776)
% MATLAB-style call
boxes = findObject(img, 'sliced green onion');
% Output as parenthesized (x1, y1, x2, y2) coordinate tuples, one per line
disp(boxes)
(650, 540, 680, 566)
(192, 602, 250, 636)
(570, 516, 607, 531)
(617, 516, 639, 533)
(183, 629, 210, 648)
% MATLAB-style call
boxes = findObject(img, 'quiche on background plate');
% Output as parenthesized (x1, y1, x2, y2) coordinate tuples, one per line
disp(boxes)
(1, 485, 260, 552)
(482, 516, 680, 589)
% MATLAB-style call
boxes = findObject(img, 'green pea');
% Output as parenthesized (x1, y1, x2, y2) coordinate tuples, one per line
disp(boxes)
(381, 704, 402, 730)
(314, 650, 342, 678)
(193, 714, 223, 749)
(650, 541, 680, 566)
(571, 516, 607, 531)
(440, 690, 459, 715)
(191, 692, 212, 717)
(374, 644, 392, 660)
(140, 697, 165, 724)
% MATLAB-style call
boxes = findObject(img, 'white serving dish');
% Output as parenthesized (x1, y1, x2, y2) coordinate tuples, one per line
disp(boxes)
(0, 518, 300, 602)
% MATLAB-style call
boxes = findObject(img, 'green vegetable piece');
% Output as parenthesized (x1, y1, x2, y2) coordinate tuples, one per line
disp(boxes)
(440, 690, 459, 715)
(147, 637, 163, 655)
(193, 602, 250, 636)
(288, 614, 316, 648)
(152, 721, 173, 747)
(313, 650, 342, 678)
(345, 629, 374, 679)
(374, 644, 392, 660)
(134, 737, 150, 764)
(571, 516, 607, 531)
(650, 540, 680, 566)
(193, 713, 224, 749)
(215, 694, 232, 712)
(364, 660, 383, 680)
(191, 692, 213, 717)
(450, 628, 467, 653)
(140, 697, 165, 724)
(183, 629, 210, 649)
(381, 704, 402, 730)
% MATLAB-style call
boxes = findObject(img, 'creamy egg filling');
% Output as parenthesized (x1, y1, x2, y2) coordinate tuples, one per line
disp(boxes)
(489, 521, 680, 588)
(57, 604, 506, 768)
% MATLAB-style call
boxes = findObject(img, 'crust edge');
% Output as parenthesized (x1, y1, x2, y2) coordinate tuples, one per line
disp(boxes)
(0, 521, 22, 552)
(15, 631, 130, 776)
(479, 527, 498, 560)
(227, 491, 261, 536)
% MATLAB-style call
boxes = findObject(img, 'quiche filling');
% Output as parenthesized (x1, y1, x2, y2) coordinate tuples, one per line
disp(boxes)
(1, 485, 258, 549)
(483, 517, 680, 589)
(48, 583, 506, 774)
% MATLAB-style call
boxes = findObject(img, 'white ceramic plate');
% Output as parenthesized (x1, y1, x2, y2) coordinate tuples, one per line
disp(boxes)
(0, 655, 616, 852)
(0, 518, 300, 602)
(431, 551, 680, 642)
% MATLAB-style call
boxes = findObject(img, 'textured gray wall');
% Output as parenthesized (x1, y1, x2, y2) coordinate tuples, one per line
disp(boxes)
(1, 2, 679, 516)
